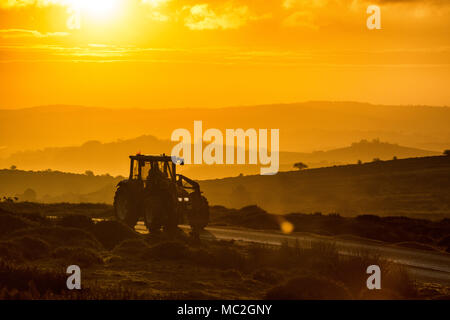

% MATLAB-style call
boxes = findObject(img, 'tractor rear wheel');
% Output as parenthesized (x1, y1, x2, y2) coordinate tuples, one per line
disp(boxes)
(114, 184, 140, 228)
(143, 197, 163, 233)
(144, 191, 178, 233)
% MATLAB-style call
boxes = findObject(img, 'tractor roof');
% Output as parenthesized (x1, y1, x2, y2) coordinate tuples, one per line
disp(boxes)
(129, 154, 184, 164)
(130, 154, 172, 162)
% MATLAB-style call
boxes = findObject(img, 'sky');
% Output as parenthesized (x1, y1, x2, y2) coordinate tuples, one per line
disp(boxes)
(0, 0, 449, 109)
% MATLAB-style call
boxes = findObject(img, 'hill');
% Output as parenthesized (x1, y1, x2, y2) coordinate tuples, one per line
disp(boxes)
(199, 155, 450, 219)
(0, 135, 438, 179)
(0, 169, 122, 204)
(1, 155, 450, 219)
(1, 102, 450, 158)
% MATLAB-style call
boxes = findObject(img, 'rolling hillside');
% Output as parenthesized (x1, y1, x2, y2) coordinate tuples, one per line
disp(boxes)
(0, 135, 438, 179)
(1, 102, 450, 158)
(199, 155, 450, 219)
(1, 155, 449, 219)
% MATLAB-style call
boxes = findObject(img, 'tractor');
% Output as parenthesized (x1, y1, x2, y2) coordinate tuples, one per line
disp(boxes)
(113, 154, 209, 235)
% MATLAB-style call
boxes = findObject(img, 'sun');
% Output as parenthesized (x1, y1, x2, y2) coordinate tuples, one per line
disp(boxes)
(68, 0, 121, 20)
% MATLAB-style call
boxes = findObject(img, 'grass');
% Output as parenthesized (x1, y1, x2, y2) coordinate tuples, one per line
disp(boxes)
(0, 203, 446, 300)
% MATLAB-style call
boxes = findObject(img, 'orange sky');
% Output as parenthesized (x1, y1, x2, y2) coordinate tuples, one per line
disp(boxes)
(0, 0, 449, 108)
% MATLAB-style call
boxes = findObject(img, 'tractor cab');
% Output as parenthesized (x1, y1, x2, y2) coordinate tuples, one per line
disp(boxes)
(129, 154, 177, 182)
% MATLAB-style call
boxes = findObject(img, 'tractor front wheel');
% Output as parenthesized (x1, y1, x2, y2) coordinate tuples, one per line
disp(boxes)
(114, 184, 140, 228)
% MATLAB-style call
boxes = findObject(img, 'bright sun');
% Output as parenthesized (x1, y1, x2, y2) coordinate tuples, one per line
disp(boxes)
(68, 0, 121, 19)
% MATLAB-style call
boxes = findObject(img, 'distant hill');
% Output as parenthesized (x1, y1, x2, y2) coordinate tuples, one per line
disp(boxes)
(0, 169, 122, 204)
(199, 155, 450, 218)
(1, 102, 450, 158)
(0, 134, 438, 179)
(295, 139, 439, 165)
(1, 155, 450, 219)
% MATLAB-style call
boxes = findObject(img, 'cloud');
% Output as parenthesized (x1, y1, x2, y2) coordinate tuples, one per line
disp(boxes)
(283, 0, 328, 10)
(283, 11, 318, 29)
(183, 2, 270, 30)
(0, 29, 69, 38)
(184, 3, 251, 30)
(0, 0, 69, 9)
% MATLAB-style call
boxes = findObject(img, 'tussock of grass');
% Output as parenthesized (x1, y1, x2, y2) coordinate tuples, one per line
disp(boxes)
(0, 260, 67, 297)
(252, 268, 284, 284)
(88, 221, 139, 250)
(8, 236, 51, 260)
(0, 212, 36, 237)
(113, 238, 150, 257)
(58, 215, 94, 229)
(0, 242, 25, 263)
(9, 226, 102, 250)
(51, 247, 103, 267)
(144, 241, 190, 260)
(266, 275, 351, 300)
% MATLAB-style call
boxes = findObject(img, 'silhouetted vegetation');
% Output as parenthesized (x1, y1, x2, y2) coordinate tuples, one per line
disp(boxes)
(293, 162, 308, 170)
(1, 203, 445, 299)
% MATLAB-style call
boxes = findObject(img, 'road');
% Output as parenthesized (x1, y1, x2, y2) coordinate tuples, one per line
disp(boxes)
(135, 222, 450, 284)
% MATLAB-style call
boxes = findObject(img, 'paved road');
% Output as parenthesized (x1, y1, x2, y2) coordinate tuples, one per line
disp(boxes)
(135, 222, 450, 284)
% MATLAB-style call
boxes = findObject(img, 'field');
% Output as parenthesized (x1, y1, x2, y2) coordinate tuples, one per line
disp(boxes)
(1, 202, 449, 300)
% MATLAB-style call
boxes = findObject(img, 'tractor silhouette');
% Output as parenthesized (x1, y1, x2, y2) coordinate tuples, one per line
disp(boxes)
(114, 154, 209, 235)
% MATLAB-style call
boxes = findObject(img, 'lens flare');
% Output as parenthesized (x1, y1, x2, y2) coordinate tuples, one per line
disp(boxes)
(280, 221, 294, 234)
